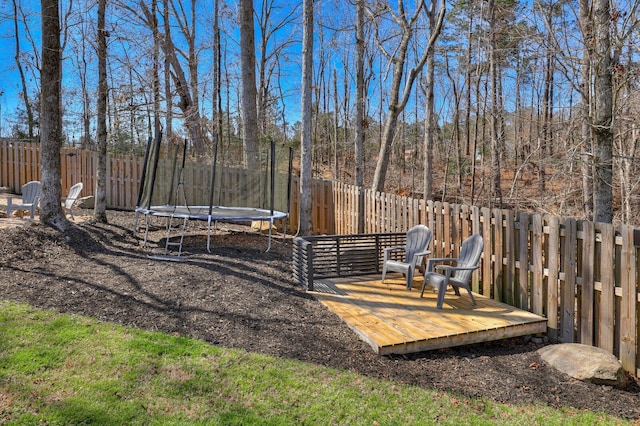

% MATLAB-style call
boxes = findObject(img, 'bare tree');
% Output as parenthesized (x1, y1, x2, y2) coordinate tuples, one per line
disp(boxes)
(137, 0, 207, 153)
(239, 0, 259, 168)
(94, 0, 108, 223)
(298, 0, 314, 236)
(39, 0, 68, 230)
(578, 0, 594, 219)
(422, 0, 443, 200)
(370, 0, 446, 192)
(354, 0, 365, 189)
(591, 0, 613, 222)
(488, 0, 503, 207)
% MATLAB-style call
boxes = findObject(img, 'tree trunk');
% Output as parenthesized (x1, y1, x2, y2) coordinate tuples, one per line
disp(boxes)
(488, 0, 503, 207)
(212, 0, 221, 138)
(163, 0, 173, 139)
(152, 0, 162, 137)
(354, 0, 364, 188)
(298, 0, 314, 236)
(139, 0, 205, 153)
(94, 0, 108, 223)
(579, 0, 594, 220)
(39, 0, 68, 230)
(239, 0, 259, 169)
(422, 28, 436, 201)
(354, 0, 365, 233)
(592, 0, 613, 223)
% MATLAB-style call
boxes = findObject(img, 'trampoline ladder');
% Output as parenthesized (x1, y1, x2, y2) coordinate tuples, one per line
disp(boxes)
(164, 216, 188, 257)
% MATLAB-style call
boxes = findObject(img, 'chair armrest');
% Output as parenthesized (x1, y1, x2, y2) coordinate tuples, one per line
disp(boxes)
(409, 250, 431, 268)
(426, 257, 458, 272)
(383, 246, 404, 262)
(434, 264, 479, 273)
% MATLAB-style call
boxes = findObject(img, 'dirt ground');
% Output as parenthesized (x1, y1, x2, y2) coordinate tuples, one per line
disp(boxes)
(1, 208, 639, 421)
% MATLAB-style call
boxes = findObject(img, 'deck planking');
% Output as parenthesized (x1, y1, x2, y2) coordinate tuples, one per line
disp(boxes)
(312, 274, 547, 355)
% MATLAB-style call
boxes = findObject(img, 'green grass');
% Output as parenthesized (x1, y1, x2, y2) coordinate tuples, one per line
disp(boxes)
(0, 300, 630, 425)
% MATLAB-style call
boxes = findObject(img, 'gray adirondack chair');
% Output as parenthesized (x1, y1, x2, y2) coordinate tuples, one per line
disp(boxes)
(63, 182, 83, 219)
(420, 234, 484, 308)
(382, 224, 432, 290)
(6, 181, 42, 219)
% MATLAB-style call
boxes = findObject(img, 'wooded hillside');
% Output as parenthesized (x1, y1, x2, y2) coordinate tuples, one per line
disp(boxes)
(1, 0, 637, 224)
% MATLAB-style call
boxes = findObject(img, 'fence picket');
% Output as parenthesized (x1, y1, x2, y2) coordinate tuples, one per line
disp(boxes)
(518, 212, 530, 310)
(561, 218, 577, 343)
(580, 221, 595, 345)
(620, 225, 637, 373)
(532, 214, 544, 316)
(505, 210, 515, 306)
(493, 208, 504, 303)
(598, 223, 615, 353)
(481, 207, 492, 297)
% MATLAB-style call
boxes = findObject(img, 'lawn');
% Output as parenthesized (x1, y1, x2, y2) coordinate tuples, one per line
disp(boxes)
(0, 300, 629, 425)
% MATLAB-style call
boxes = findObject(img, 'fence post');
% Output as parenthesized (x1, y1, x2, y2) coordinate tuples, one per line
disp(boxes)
(620, 225, 637, 373)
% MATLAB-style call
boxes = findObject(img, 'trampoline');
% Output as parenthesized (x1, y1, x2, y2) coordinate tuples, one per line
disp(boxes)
(134, 133, 292, 258)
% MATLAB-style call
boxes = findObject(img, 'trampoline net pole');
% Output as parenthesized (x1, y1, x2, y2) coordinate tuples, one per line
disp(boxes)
(136, 135, 153, 209)
(139, 131, 162, 210)
(208, 132, 219, 216)
(270, 140, 275, 216)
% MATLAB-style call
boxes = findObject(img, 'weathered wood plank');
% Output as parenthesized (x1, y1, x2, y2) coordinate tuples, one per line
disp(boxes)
(518, 212, 530, 310)
(493, 208, 504, 303)
(561, 218, 577, 343)
(580, 221, 595, 345)
(545, 215, 560, 341)
(619, 225, 637, 373)
(505, 209, 515, 306)
(481, 207, 492, 297)
(597, 223, 615, 352)
(531, 214, 543, 316)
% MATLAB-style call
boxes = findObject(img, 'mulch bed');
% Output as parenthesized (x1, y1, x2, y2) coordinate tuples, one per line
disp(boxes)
(1, 209, 639, 420)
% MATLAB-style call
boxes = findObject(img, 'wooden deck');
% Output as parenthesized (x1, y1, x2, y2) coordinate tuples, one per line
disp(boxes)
(312, 274, 548, 355)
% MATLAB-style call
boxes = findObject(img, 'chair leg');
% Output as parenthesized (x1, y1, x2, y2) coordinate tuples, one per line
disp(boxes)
(466, 289, 477, 306)
(435, 275, 454, 309)
(381, 265, 388, 284)
(406, 269, 413, 290)
(420, 276, 429, 297)
(436, 281, 448, 309)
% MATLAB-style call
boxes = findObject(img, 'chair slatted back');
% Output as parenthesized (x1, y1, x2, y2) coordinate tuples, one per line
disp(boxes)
(22, 181, 42, 204)
(453, 234, 484, 282)
(64, 183, 83, 209)
(404, 225, 432, 261)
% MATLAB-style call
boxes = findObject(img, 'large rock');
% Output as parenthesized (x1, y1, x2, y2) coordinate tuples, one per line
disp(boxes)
(538, 343, 627, 388)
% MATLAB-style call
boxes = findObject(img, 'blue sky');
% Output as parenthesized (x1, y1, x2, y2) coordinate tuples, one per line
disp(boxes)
(0, 1, 39, 137)
(0, 0, 307, 140)
(0, 0, 340, 141)
(0, 0, 447, 142)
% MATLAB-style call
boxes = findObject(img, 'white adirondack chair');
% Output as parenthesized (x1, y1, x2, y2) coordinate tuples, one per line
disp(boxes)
(6, 181, 42, 220)
(63, 182, 83, 219)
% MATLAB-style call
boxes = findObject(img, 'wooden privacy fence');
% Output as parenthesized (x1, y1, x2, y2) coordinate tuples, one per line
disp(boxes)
(2, 140, 639, 375)
(329, 182, 639, 375)
(1, 140, 144, 210)
(0, 140, 314, 230)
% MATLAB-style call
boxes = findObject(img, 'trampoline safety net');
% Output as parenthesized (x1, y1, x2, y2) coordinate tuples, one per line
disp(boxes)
(136, 133, 292, 218)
